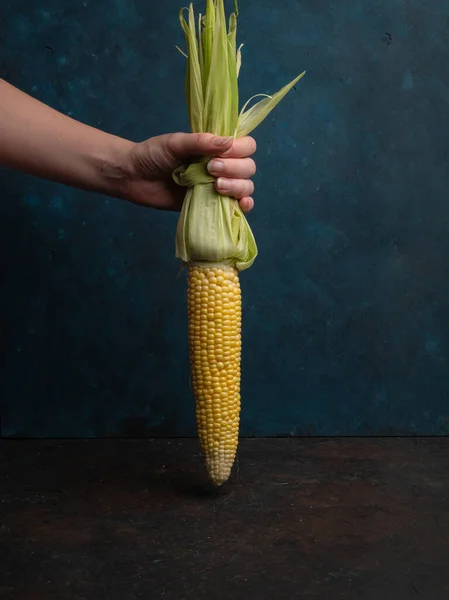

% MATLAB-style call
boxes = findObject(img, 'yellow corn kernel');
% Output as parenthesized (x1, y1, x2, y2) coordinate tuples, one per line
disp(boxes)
(187, 264, 242, 485)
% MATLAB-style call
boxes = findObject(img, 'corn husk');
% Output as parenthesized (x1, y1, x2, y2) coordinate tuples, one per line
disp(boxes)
(174, 0, 305, 270)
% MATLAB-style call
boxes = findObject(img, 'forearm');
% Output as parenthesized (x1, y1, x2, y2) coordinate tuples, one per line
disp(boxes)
(0, 79, 134, 197)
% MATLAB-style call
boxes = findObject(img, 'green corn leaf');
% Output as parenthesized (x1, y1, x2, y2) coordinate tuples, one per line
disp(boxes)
(201, 0, 215, 93)
(179, 6, 204, 132)
(236, 71, 306, 137)
(236, 43, 243, 77)
(227, 12, 238, 131)
(203, 0, 231, 135)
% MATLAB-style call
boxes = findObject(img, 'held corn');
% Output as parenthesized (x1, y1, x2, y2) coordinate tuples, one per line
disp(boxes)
(174, 0, 304, 484)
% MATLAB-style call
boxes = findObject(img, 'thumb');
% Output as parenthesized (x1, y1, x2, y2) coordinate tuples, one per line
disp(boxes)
(166, 132, 234, 160)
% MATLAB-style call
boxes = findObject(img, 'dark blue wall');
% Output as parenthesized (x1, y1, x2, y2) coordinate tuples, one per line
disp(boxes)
(1, 0, 449, 437)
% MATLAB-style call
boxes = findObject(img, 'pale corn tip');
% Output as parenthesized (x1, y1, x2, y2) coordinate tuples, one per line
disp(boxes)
(187, 264, 242, 485)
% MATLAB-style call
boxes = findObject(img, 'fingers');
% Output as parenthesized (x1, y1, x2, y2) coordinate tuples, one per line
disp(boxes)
(207, 157, 256, 179)
(238, 197, 254, 214)
(216, 177, 254, 199)
(164, 132, 257, 214)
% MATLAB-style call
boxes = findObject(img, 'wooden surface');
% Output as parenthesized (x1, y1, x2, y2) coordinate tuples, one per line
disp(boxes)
(1, 438, 449, 599)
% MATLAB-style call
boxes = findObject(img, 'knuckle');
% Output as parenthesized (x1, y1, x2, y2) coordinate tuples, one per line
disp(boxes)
(169, 132, 183, 146)
(166, 132, 182, 154)
(247, 136, 257, 154)
(196, 132, 213, 146)
(249, 158, 257, 175)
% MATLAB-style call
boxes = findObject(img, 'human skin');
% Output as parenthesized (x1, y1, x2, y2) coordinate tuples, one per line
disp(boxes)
(0, 78, 257, 213)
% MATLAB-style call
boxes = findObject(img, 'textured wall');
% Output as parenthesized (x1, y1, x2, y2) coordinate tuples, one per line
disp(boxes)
(1, 0, 449, 437)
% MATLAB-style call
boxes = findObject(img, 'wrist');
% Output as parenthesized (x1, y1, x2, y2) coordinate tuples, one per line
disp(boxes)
(98, 137, 135, 200)
(93, 134, 137, 201)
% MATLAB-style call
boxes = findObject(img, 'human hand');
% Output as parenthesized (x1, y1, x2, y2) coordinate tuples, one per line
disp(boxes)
(121, 132, 256, 213)
(0, 80, 257, 213)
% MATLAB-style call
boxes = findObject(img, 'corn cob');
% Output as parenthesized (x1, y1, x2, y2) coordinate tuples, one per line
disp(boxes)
(187, 264, 242, 485)
(174, 0, 304, 484)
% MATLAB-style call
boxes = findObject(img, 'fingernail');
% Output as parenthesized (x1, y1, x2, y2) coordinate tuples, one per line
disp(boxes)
(207, 159, 224, 174)
(216, 177, 227, 191)
(213, 136, 233, 147)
